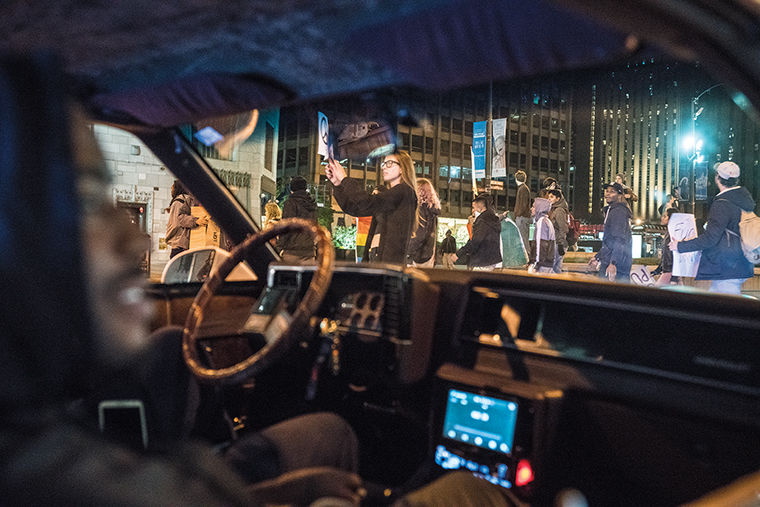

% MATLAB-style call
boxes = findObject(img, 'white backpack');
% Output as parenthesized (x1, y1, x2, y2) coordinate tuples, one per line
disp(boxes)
(727, 210, 760, 265)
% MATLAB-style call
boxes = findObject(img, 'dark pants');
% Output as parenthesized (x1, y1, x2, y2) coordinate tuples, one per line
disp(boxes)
(170, 247, 186, 259)
(224, 412, 359, 483)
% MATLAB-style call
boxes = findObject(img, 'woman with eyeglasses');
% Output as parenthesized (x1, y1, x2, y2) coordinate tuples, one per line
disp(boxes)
(326, 151, 417, 264)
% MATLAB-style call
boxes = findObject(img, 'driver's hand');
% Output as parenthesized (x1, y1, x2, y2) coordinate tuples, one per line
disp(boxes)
(196, 215, 210, 227)
(247, 467, 365, 506)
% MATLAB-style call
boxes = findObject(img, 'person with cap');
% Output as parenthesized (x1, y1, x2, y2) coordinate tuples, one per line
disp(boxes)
(539, 176, 559, 198)
(669, 161, 756, 295)
(588, 181, 632, 282)
(277, 176, 318, 263)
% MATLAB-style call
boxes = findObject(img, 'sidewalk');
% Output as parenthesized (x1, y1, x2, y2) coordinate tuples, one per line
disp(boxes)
(559, 251, 760, 297)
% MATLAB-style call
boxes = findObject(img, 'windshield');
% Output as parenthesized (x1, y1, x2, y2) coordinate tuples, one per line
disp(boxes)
(93, 55, 758, 296)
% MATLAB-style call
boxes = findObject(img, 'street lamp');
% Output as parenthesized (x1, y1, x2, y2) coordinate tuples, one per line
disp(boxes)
(689, 83, 724, 213)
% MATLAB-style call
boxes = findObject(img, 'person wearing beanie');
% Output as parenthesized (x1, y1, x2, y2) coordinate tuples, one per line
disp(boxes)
(277, 176, 318, 263)
(530, 197, 557, 273)
(670, 161, 755, 295)
(589, 181, 633, 282)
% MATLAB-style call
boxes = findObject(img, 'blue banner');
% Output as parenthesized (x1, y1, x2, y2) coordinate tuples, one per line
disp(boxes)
(473, 121, 487, 178)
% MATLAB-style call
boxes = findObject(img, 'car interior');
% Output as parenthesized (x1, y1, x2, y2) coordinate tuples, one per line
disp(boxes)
(3, 1, 760, 505)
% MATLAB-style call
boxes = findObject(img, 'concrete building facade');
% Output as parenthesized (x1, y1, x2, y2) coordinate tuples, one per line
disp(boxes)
(92, 109, 279, 280)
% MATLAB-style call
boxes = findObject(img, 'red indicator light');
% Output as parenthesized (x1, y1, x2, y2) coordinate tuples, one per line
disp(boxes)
(515, 459, 534, 487)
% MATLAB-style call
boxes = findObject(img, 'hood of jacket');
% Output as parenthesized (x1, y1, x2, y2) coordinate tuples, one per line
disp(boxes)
(533, 197, 552, 217)
(551, 197, 569, 213)
(716, 186, 756, 212)
(288, 190, 318, 212)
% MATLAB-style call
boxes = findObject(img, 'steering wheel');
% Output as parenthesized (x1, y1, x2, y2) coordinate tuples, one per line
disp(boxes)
(182, 218, 334, 385)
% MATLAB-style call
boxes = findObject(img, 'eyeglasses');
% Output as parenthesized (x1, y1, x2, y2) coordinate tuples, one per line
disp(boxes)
(380, 160, 400, 169)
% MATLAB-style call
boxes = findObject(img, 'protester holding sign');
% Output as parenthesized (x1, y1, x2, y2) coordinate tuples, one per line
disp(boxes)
(670, 161, 755, 295)
(655, 208, 680, 286)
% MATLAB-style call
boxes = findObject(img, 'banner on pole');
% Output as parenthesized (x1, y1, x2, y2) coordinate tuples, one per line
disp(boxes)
(491, 118, 507, 178)
(473, 121, 487, 178)
(470, 148, 478, 196)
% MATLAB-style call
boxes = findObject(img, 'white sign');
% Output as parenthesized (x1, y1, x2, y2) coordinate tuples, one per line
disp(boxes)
(629, 264, 655, 286)
(317, 112, 329, 158)
(669, 213, 701, 277)
(491, 118, 507, 178)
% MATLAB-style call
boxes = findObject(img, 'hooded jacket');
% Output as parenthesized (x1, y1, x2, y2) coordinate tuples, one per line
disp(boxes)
(532, 198, 557, 269)
(165, 193, 197, 250)
(597, 200, 633, 279)
(549, 197, 570, 250)
(457, 208, 502, 267)
(276, 189, 318, 258)
(677, 186, 755, 280)
(408, 202, 441, 263)
(333, 177, 417, 264)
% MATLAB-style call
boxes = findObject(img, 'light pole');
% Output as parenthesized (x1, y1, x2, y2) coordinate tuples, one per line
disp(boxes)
(689, 83, 724, 213)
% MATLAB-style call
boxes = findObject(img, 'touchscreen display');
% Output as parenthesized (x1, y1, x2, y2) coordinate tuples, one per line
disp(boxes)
(442, 389, 518, 455)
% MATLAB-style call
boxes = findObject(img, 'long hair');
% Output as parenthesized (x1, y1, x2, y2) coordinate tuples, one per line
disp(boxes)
(415, 177, 440, 232)
(416, 178, 441, 210)
(264, 201, 281, 228)
(171, 180, 186, 199)
(390, 149, 417, 190)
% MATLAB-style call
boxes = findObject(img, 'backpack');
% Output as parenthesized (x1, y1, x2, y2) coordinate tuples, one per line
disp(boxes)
(727, 210, 760, 264)
(566, 211, 580, 246)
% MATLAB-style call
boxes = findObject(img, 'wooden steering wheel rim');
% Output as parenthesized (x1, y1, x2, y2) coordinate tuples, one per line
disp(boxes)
(182, 218, 334, 384)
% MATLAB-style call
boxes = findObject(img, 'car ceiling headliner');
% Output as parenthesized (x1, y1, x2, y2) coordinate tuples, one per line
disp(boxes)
(0, 0, 648, 126)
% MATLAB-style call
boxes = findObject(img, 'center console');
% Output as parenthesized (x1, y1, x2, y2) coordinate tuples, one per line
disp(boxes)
(432, 363, 563, 500)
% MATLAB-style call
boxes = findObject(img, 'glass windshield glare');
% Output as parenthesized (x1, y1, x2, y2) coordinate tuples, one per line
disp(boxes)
(93, 57, 758, 297)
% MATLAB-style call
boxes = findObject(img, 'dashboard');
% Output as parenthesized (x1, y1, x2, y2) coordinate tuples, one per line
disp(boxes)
(163, 262, 760, 505)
